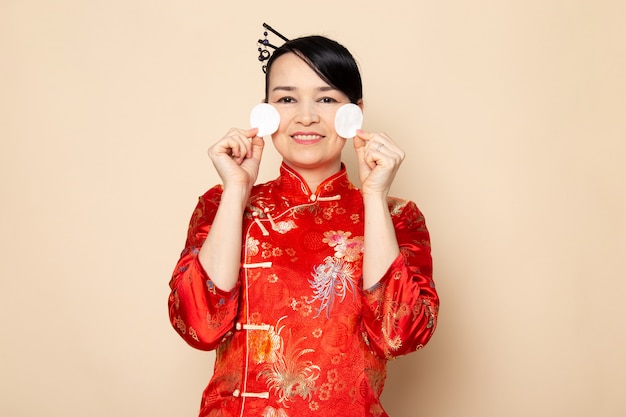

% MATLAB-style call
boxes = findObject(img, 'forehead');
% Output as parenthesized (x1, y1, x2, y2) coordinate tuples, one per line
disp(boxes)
(268, 52, 331, 90)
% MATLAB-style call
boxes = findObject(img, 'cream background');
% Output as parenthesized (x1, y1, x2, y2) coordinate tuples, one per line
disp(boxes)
(1, 1, 625, 416)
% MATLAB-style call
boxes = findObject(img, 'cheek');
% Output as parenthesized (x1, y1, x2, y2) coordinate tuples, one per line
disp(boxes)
(275, 109, 292, 132)
(321, 108, 339, 126)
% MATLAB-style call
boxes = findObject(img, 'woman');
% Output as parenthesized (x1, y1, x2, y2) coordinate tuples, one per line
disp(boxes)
(169, 35, 439, 417)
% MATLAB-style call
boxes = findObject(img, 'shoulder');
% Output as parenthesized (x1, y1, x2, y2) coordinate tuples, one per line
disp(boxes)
(386, 196, 427, 228)
(386, 196, 419, 215)
(199, 184, 224, 206)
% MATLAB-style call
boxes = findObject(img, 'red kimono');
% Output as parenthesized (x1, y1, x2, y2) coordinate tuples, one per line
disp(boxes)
(169, 163, 439, 417)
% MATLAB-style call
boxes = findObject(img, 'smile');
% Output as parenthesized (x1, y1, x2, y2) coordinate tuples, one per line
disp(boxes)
(291, 133, 324, 144)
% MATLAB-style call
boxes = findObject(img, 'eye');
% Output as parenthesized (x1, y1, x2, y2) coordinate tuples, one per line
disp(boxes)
(319, 97, 338, 104)
(276, 96, 296, 104)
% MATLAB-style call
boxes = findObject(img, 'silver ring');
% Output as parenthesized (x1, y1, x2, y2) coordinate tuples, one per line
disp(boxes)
(376, 143, 384, 152)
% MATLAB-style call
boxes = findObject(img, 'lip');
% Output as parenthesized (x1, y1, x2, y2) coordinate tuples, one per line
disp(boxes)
(290, 131, 325, 145)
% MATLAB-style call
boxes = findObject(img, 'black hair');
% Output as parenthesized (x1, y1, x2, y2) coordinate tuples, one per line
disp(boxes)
(264, 35, 363, 104)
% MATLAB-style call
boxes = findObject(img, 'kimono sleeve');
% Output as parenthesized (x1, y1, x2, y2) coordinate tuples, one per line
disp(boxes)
(168, 185, 240, 351)
(360, 199, 439, 359)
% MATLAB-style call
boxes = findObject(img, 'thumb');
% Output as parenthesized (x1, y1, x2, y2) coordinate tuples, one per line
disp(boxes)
(250, 135, 265, 160)
(246, 127, 260, 138)
(354, 129, 374, 144)
(353, 129, 370, 157)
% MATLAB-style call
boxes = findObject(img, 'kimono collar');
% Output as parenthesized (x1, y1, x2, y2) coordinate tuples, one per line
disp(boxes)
(276, 162, 355, 203)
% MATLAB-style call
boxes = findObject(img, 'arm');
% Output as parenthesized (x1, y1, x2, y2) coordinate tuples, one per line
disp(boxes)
(353, 129, 405, 288)
(168, 187, 241, 350)
(168, 127, 265, 350)
(361, 192, 400, 288)
(199, 127, 264, 291)
(353, 130, 439, 358)
(360, 199, 439, 359)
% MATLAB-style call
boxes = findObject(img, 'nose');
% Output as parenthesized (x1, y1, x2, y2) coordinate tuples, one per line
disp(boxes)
(295, 101, 319, 125)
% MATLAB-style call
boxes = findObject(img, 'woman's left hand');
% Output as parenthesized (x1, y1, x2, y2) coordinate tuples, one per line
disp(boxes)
(353, 129, 405, 197)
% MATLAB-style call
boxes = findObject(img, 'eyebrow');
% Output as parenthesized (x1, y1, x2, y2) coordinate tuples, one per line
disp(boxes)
(271, 85, 337, 93)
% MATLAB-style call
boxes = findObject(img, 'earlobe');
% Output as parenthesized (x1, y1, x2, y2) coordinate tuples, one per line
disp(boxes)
(357, 99, 364, 110)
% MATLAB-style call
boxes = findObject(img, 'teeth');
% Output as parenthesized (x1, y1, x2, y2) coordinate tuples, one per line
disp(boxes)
(293, 135, 322, 140)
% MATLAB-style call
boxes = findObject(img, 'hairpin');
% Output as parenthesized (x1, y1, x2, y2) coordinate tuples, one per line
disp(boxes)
(257, 23, 289, 73)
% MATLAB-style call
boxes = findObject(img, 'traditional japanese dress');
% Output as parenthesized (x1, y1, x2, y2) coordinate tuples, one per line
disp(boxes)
(169, 163, 439, 417)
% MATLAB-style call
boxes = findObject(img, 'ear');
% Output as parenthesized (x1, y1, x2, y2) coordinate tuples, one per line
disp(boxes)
(356, 99, 364, 110)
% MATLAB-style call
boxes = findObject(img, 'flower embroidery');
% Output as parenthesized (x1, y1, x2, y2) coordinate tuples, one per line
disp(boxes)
(250, 326, 281, 364)
(327, 369, 338, 383)
(258, 321, 320, 406)
(322, 230, 351, 248)
(274, 219, 297, 234)
(388, 197, 409, 216)
(174, 316, 186, 334)
(322, 230, 364, 261)
(189, 327, 199, 342)
(250, 311, 262, 323)
(331, 354, 343, 365)
(289, 296, 313, 317)
(309, 256, 357, 317)
(337, 236, 364, 262)
(262, 407, 289, 417)
(335, 380, 346, 392)
(376, 290, 413, 355)
(318, 382, 332, 401)
(247, 236, 260, 256)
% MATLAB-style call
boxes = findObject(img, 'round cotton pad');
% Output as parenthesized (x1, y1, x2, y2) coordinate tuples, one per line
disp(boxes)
(334, 103, 363, 138)
(250, 103, 280, 137)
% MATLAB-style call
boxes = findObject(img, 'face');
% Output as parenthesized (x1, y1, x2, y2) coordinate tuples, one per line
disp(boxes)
(267, 53, 354, 179)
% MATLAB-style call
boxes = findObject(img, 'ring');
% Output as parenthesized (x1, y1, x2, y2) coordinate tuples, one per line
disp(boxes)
(375, 143, 384, 152)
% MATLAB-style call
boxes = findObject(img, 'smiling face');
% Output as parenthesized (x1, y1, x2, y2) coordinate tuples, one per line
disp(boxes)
(267, 52, 354, 185)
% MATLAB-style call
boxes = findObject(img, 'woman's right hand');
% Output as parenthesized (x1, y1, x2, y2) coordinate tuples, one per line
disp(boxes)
(207, 127, 265, 191)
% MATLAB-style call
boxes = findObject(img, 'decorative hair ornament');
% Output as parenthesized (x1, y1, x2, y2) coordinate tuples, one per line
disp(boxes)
(257, 23, 289, 73)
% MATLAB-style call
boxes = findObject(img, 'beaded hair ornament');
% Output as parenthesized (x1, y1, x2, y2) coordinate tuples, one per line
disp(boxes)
(257, 23, 289, 73)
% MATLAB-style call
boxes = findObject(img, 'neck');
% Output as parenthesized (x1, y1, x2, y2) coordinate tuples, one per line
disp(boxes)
(283, 161, 343, 192)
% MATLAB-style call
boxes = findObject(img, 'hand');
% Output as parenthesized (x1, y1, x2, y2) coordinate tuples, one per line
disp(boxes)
(353, 129, 405, 197)
(207, 127, 265, 191)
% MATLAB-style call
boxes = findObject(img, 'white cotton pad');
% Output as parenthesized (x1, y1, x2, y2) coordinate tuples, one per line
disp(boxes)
(334, 103, 363, 138)
(250, 103, 280, 137)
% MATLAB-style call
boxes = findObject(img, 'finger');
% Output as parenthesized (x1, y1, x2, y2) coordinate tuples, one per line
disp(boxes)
(236, 128, 261, 159)
(354, 129, 376, 156)
(356, 130, 384, 155)
(249, 135, 265, 161)
(353, 130, 381, 170)
(208, 130, 251, 162)
(247, 127, 260, 138)
(246, 128, 261, 158)
(355, 129, 374, 145)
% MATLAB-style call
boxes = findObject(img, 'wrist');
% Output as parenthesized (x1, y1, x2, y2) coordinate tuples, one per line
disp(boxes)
(220, 185, 251, 212)
(362, 191, 389, 206)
